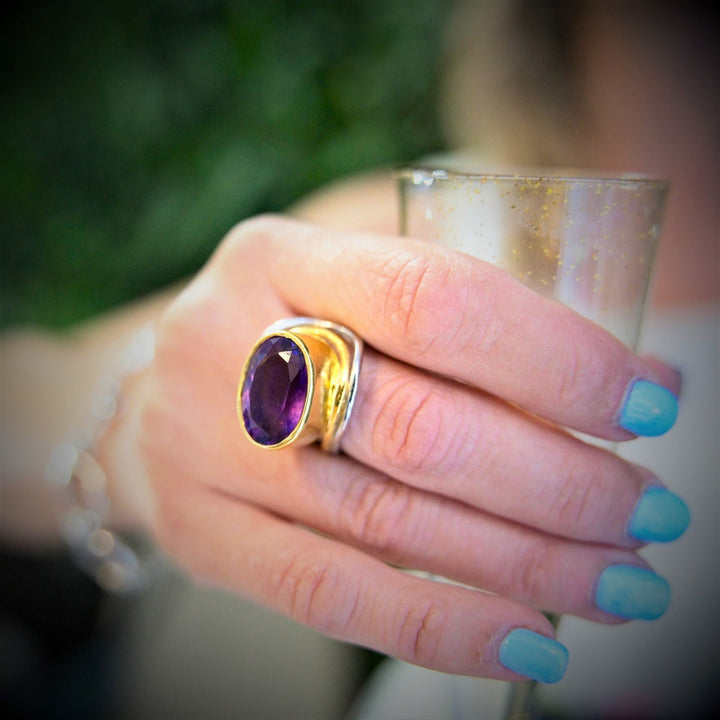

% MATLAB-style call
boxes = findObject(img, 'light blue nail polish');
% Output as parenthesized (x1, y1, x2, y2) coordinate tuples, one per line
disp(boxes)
(628, 486, 691, 543)
(596, 565, 670, 620)
(618, 380, 678, 436)
(499, 628, 568, 684)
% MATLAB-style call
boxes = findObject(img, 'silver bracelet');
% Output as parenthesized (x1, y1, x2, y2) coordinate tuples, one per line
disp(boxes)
(44, 324, 161, 595)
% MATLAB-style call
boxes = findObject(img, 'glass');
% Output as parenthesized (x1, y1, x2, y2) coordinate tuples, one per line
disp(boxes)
(396, 166, 669, 719)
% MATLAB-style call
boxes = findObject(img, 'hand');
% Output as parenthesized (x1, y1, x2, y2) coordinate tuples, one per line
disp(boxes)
(117, 215, 686, 682)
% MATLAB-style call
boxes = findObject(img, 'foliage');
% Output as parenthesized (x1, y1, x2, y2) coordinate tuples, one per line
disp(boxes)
(1, 0, 452, 328)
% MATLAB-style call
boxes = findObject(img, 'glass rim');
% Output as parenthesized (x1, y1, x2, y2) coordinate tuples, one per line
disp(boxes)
(395, 166, 670, 191)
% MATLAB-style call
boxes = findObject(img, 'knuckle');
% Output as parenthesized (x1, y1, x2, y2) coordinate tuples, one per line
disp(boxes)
(210, 213, 289, 278)
(556, 338, 588, 410)
(548, 455, 605, 535)
(337, 475, 419, 556)
(223, 213, 284, 254)
(373, 251, 464, 356)
(514, 539, 556, 602)
(371, 380, 441, 471)
(371, 378, 462, 476)
(396, 597, 447, 666)
(271, 551, 355, 634)
(371, 380, 456, 473)
(555, 329, 617, 415)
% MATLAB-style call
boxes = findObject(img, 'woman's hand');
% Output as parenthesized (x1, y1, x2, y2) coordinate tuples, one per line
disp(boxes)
(119, 215, 686, 683)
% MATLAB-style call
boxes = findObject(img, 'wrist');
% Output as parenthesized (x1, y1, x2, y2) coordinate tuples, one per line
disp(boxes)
(44, 324, 161, 594)
(96, 370, 156, 535)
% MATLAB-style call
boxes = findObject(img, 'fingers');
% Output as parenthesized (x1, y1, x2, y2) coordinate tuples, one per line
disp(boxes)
(341, 348, 657, 547)
(161, 215, 688, 557)
(154, 479, 567, 682)
(143, 332, 674, 626)
(139, 215, 686, 687)
(224, 447, 661, 625)
(145, 291, 676, 626)
(219, 216, 678, 441)
(152, 275, 682, 552)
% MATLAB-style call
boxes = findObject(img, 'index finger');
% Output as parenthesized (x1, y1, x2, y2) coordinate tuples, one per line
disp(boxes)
(225, 216, 678, 440)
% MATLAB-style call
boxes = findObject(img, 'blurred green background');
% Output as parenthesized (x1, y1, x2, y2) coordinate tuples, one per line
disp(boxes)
(1, 0, 453, 330)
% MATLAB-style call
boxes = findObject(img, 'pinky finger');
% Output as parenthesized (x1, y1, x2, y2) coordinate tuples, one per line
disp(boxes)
(158, 484, 568, 684)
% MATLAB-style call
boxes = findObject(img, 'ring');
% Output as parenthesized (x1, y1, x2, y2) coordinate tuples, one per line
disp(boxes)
(237, 318, 363, 453)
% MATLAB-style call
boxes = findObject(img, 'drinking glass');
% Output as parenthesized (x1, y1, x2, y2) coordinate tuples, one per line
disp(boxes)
(396, 166, 669, 719)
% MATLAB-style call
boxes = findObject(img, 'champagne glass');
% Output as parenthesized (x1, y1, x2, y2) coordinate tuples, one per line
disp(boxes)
(396, 165, 669, 719)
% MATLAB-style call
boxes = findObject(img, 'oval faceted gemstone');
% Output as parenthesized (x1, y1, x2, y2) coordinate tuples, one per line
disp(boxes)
(241, 335, 309, 446)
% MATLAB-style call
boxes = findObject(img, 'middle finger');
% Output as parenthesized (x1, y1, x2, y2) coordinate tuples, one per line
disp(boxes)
(341, 348, 659, 548)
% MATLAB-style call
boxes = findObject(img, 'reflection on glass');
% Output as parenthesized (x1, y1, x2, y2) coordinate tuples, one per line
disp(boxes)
(398, 168, 667, 349)
(397, 166, 669, 719)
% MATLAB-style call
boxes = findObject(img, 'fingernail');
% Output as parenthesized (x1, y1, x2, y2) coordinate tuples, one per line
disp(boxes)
(628, 486, 691, 543)
(618, 379, 678, 436)
(499, 628, 568, 684)
(595, 565, 670, 620)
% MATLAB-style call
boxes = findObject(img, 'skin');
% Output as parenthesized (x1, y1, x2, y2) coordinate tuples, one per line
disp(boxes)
(0, 204, 683, 680)
(1, 0, 714, 683)
(98, 214, 678, 680)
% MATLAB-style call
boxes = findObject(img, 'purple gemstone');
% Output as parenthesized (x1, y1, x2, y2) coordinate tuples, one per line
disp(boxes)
(241, 335, 309, 446)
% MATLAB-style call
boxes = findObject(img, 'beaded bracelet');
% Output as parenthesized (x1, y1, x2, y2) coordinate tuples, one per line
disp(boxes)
(44, 324, 162, 595)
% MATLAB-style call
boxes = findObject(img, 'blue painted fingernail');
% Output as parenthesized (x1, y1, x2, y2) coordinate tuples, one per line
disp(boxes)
(595, 565, 670, 620)
(499, 629, 568, 684)
(618, 380, 678, 436)
(628, 486, 691, 543)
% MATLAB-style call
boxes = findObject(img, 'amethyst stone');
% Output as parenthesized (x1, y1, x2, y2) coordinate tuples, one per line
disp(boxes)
(241, 335, 309, 446)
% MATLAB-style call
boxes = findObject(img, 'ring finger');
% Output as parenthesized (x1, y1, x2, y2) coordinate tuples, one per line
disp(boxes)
(340, 348, 665, 548)
(220, 444, 662, 624)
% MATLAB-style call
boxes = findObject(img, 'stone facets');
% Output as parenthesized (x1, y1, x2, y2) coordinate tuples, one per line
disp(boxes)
(241, 335, 309, 446)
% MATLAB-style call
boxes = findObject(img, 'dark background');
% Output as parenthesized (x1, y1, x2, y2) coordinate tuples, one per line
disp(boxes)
(1, 2, 454, 718)
(1, 0, 452, 330)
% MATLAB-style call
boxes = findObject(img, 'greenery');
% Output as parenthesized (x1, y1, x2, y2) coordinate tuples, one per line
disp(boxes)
(1, 0, 453, 329)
